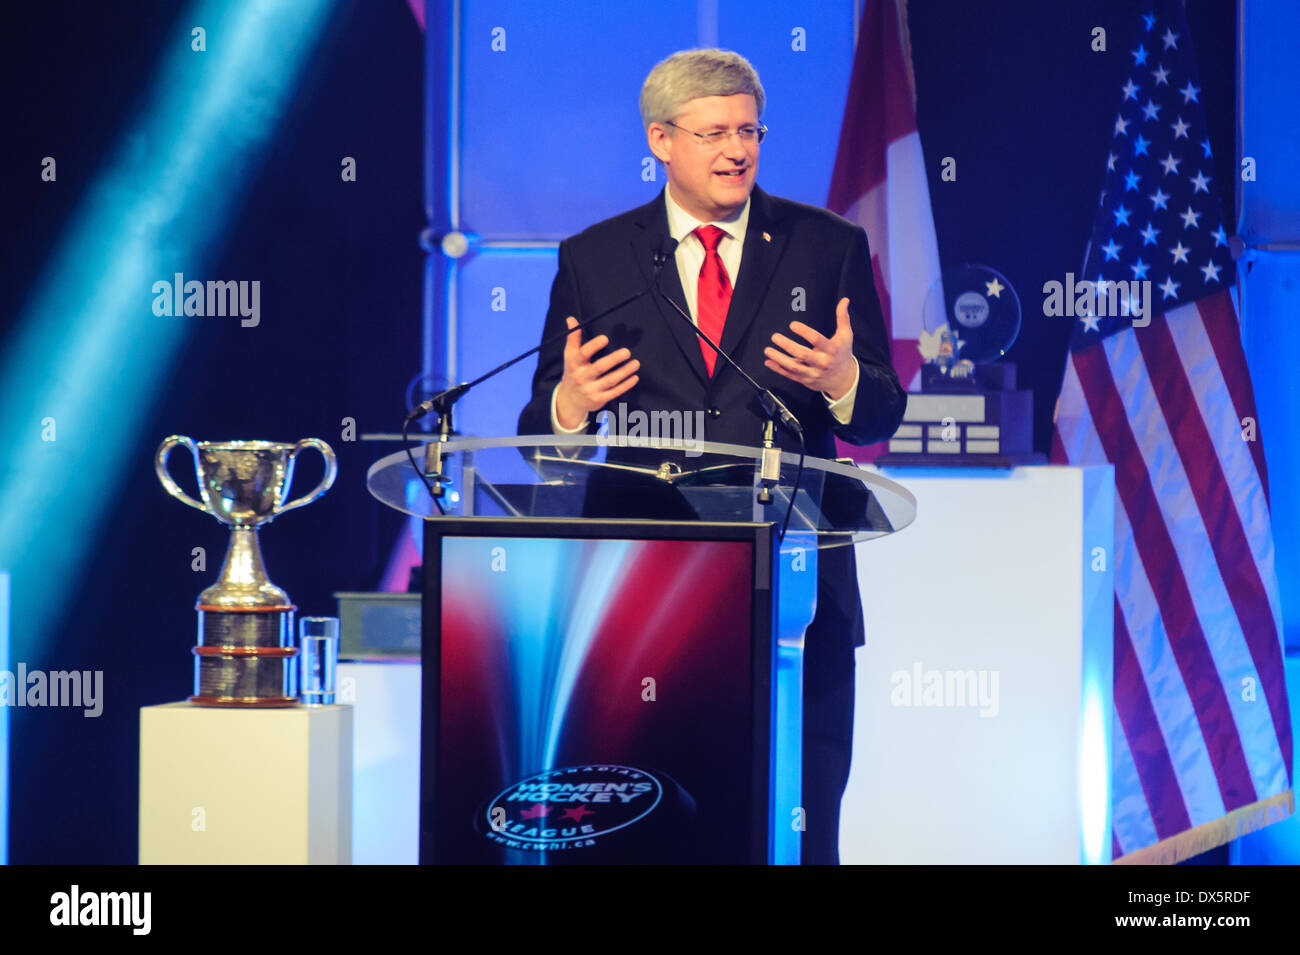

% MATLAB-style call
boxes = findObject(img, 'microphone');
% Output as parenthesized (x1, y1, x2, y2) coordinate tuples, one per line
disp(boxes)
(650, 236, 804, 507)
(403, 236, 676, 502)
(652, 237, 803, 439)
(408, 235, 676, 423)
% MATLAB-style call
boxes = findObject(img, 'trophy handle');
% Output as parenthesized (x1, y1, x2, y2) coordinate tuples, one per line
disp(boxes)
(279, 438, 338, 514)
(155, 435, 210, 514)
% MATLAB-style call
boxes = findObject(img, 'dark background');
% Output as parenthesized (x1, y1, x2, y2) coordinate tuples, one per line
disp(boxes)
(1, 0, 421, 862)
(0, 0, 1234, 862)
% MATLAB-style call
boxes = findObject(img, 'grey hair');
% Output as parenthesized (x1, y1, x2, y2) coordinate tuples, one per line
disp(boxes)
(639, 49, 765, 131)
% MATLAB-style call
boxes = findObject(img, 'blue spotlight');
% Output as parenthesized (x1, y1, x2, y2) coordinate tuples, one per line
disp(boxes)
(0, 0, 336, 663)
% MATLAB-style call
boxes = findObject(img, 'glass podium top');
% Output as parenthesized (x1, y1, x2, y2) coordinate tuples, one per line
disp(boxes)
(366, 434, 916, 549)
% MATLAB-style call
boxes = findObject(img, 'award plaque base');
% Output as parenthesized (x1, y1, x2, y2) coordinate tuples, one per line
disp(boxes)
(191, 606, 299, 707)
(879, 388, 1036, 464)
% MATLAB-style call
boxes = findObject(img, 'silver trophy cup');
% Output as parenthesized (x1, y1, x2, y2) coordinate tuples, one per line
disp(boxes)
(156, 436, 337, 706)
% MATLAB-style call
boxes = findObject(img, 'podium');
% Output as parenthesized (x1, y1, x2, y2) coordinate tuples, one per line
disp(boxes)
(367, 434, 914, 864)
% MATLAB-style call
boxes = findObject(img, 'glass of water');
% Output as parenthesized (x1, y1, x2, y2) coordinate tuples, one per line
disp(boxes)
(298, 616, 339, 705)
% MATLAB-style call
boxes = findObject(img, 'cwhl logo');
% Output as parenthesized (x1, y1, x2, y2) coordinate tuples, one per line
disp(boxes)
(480, 764, 663, 851)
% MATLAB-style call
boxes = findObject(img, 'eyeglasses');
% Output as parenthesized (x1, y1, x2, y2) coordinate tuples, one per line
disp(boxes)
(665, 120, 767, 148)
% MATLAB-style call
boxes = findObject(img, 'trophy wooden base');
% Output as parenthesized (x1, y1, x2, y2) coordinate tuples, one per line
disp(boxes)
(192, 606, 298, 707)
(188, 695, 300, 706)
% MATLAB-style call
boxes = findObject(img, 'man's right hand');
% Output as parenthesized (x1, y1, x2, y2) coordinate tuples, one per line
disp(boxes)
(554, 316, 640, 430)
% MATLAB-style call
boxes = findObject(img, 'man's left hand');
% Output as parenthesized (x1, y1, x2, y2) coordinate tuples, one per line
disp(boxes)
(764, 296, 857, 400)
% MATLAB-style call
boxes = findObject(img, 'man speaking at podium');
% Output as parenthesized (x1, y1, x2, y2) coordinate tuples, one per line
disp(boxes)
(518, 49, 905, 864)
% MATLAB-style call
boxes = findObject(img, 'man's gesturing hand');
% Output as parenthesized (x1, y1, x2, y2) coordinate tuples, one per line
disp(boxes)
(763, 296, 858, 400)
(554, 316, 640, 430)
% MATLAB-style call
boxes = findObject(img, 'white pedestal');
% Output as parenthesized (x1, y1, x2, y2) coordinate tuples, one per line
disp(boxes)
(843, 465, 1115, 864)
(337, 661, 420, 864)
(139, 702, 353, 864)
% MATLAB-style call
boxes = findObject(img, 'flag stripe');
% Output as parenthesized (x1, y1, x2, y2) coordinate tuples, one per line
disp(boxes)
(1196, 291, 1271, 504)
(1114, 596, 1193, 842)
(1073, 340, 1258, 809)
(1058, 353, 1227, 828)
(1108, 316, 1284, 801)
(1111, 702, 1161, 856)
(1170, 298, 1286, 663)
(1113, 488, 1227, 827)
(1135, 308, 1293, 782)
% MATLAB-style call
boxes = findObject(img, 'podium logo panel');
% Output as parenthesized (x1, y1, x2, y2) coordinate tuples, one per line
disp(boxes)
(433, 535, 753, 864)
(477, 764, 666, 851)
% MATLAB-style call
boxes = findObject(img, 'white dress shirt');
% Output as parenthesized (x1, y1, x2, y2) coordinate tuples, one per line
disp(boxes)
(551, 184, 859, 432)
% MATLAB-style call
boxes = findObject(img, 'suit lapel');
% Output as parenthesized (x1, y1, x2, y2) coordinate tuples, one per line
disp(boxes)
(717, 185, 787, 379)
(631, 191, 710, 387)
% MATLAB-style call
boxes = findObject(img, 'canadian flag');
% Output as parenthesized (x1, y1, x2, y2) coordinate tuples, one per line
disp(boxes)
(827, 0, 942, 461)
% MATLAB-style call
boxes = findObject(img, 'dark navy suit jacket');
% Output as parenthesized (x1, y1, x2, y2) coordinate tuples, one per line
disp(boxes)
(518, 184, 905, 648)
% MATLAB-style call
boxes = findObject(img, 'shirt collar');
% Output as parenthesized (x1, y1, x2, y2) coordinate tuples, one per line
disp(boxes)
(664, 184, 750, 247)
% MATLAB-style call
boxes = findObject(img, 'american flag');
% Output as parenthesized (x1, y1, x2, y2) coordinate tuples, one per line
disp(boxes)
(1051, 1, 1293, 862)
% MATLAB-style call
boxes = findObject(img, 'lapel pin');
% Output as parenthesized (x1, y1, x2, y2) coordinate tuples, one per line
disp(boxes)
(762, 232, 771, 243)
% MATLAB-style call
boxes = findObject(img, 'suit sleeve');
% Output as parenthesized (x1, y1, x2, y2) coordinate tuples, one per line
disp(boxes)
(833, 224, 907, 446)
(517, 238, 600, 437)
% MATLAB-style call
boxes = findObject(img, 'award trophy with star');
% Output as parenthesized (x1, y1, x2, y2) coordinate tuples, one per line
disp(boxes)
(877, 264, 1042, 466)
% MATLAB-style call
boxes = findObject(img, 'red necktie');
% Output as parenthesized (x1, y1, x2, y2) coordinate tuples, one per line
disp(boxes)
(694, 225, 732, 376)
